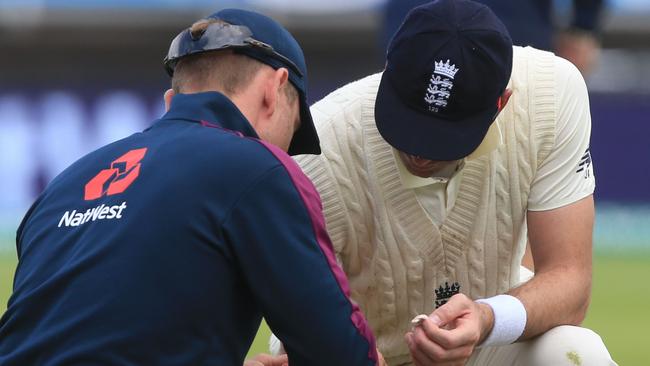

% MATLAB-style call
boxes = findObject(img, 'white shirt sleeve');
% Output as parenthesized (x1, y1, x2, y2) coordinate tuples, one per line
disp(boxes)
(527, 57, 595, 211)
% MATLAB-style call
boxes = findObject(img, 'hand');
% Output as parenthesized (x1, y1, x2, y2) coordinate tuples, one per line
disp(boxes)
(404, 294, 494, 365)
(244, 353, 289, 366)
(555, 30, 600, 77)
(377, 348, 388, 366)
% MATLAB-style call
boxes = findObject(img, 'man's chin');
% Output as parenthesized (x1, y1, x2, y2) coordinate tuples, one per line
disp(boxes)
(405, 167, 435, 178)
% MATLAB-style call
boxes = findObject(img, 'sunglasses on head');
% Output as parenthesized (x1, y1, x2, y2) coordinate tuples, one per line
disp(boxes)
(164, 21, 303, 78)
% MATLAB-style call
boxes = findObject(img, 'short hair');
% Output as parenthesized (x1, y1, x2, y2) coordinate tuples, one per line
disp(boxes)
(171, 19, 263, 95)
(171, 18, 300, 103)
(281, 75, 298, 105)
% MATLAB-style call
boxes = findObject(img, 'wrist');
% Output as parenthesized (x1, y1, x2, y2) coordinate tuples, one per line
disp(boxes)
(476, 302, 495, 344)
(475, 294, 527, 347)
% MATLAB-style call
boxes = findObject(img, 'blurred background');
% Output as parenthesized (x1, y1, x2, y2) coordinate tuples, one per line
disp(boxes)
(0, 0, 648, 364)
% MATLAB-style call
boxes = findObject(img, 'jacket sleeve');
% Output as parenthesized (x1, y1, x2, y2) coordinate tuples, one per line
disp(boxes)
(294, 80, 376, 277)
(222, 160, 377, 366)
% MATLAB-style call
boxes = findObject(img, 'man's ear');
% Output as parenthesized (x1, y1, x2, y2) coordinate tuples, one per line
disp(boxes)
(164, 89, 176, 112)
(262, 68, 290, 116)
(497, 88, 513, 112)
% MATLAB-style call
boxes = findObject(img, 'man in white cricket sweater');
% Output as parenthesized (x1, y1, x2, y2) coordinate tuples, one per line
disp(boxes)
(268, 0, 617, 365)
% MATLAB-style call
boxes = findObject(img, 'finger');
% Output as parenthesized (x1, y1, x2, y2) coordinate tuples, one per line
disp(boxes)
(243, 361, 263, 366)
(251, 353, 289, 366)
(376, 347, 388, 366)
(273, 354, 289, 366)
(406, 332, 435, 366)
(420, 315, 478, 349)
(432, 294, 472, 327)
(411, 325, 475, 363)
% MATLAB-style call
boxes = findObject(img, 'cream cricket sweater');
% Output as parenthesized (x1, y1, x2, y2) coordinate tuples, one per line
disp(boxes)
(296, 46, 556, 364)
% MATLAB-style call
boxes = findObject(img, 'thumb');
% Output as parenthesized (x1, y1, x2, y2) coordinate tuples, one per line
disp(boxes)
(249, 353, 289, 366)
(273, 354, 289, 366)
(431, 293, 471, 327)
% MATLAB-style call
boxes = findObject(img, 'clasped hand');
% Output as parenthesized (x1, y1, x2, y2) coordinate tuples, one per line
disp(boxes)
(405, 294, 494, 366)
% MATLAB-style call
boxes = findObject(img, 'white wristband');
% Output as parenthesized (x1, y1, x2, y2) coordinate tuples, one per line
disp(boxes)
(475, 294, 527, 347)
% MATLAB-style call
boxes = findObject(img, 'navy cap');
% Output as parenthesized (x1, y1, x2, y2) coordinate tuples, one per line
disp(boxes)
(375, 0, 513, 161)
(165, 8, 320, 155)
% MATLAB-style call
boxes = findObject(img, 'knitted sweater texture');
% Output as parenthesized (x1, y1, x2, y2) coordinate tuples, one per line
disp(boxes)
(296, 46, 556, 363)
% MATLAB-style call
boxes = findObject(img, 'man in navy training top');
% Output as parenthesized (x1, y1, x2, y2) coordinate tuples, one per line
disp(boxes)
(0, 8, 381, 366)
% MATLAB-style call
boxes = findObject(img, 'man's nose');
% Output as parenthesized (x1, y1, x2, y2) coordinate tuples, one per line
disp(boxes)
(409, 155, 430, 165)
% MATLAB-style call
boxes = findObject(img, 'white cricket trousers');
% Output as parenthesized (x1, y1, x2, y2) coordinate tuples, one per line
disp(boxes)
(463, 267, 617, 366)
(465, 325, 617, 366)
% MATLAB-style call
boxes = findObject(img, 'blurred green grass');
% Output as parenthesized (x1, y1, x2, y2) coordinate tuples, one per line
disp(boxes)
(1, 252, 648, 364)
(0, 254, 15, 314)
(582, 253, 650, 365)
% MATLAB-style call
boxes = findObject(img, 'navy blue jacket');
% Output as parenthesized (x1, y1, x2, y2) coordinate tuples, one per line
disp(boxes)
(0, 92, 377, 366)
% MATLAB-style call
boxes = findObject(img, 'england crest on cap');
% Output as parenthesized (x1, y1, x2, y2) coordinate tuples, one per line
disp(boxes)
(424, 59, 460, 112)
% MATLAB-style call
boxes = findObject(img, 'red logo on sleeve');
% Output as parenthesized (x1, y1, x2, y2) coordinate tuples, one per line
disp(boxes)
(84, 148, 148, 201)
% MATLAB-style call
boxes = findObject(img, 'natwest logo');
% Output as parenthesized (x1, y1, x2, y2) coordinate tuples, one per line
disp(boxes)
(58, 202, 127, 228)
(85, 148, 147, 200)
